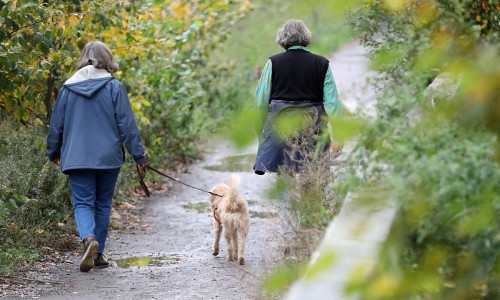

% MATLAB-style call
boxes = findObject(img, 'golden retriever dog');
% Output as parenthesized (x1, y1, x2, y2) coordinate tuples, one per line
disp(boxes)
(209, 174, 249, 265)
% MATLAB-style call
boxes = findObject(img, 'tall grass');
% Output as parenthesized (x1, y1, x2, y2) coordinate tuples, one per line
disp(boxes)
(0, 121, 74, 274)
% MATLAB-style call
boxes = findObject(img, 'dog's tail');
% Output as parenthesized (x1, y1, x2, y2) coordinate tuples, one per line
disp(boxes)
(228, 173, 241, 212)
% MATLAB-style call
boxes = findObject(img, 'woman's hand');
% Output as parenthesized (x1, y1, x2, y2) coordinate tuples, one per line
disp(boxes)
(137, 161, 148, 179)
(53, 157, 61, 166)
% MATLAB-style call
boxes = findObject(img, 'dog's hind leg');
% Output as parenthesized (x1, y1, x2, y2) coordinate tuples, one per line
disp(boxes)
(224, 229, 233, 261)
(232, 230, 239, 261)
(213, 223, 222, 256)
(237, 226, 248, 265)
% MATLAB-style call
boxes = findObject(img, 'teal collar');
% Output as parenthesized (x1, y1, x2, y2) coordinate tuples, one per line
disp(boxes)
(287, 46, 310, 52)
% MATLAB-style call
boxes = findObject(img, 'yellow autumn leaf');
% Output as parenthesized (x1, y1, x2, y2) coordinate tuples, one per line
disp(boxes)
(57, 18, 65, 28)
(68, 15, 80, 27)
(415, 0, 438, 26)
(131, 100, 142, 112)
(383, 0, 408, 11)
(23, 28, 35, 35)
(34, 118, 44, 126)
(366, 274, 400, 298)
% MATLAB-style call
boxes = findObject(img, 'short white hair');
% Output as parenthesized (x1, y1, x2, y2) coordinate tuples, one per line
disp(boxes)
(276, 19, 312, 49)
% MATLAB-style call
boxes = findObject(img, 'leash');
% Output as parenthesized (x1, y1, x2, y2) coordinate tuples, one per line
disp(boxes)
(145, 165, 223, 198)
(213, 207, 222, 225)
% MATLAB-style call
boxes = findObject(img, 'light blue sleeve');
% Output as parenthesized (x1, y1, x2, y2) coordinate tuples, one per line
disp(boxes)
(323, 65, 342, 118)
(254, 59, 272, 111)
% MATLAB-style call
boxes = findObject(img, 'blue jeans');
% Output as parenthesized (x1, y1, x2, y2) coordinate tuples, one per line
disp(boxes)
(68, 168, 120, 253)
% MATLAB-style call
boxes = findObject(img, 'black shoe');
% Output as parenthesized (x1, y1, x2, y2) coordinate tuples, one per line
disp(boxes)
(93, 253, 110, 269)
(80, 237, 98, 272)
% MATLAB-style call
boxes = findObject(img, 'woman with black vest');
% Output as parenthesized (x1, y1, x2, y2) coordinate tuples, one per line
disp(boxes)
(253, 19, 342, 175)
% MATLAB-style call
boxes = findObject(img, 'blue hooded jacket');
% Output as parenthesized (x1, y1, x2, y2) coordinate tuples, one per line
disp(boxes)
(46, 71, 146, 173)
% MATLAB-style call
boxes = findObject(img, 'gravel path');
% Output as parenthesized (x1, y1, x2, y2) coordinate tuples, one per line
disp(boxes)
(3, 142, 283, 300)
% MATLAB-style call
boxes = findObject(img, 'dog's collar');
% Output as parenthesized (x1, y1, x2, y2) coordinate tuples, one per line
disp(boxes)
(213, 207, 222, 225)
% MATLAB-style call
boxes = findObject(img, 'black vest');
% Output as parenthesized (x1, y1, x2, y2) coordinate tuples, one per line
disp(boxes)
(270, 49, 329, 102)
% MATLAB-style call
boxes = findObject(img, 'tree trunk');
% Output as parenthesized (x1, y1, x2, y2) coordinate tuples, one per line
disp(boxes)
(44, 67, 58, 124)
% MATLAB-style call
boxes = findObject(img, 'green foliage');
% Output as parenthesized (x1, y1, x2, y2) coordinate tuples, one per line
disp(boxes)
(0, 0, 121, 123)
(0, 0, 252, 164)
(0, 0, 253, 274)
(351, 123, 500, 299)
(109, 0, 253, 165)
(263, 115, 345, 296)
(0, 120, 71, 274)
(264, 262, 305, 296)
(265, 112, 341, 228)
(346, 0, 500, 298)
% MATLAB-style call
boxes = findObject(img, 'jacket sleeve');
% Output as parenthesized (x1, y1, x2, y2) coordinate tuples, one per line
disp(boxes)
(323, 66, 342, 143)
(254, 59, 272, 133)
(254, 59, 272, 112)
(113, 81, 146, 164)
(46, 88, 67, 161)
(323, 65, 342, 119)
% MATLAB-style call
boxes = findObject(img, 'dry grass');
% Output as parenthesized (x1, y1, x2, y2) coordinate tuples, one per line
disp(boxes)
(273, 112, 342, 261)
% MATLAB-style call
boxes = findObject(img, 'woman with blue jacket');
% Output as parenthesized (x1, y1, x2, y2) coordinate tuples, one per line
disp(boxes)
(46, 41, 147, 272)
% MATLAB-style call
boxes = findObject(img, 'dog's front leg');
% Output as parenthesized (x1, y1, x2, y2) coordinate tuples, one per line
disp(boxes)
(213, 223, 222, 256)
(224, 229, 233, 261)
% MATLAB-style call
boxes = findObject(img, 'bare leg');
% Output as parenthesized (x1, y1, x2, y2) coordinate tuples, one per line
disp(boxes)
(213, 223, 222, 256)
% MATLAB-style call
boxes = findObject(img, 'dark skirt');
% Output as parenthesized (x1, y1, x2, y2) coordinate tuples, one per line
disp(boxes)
(253, 100, 326, 174)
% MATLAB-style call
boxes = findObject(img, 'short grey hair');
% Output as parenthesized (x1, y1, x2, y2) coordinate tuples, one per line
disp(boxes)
(76, 41, 119, 73)
(276, 20, 312, 49)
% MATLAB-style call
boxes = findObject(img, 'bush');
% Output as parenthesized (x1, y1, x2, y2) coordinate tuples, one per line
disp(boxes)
(345, 0, 500, 299)
(0, 120, 71, 274)
(264, 113, 345, 296)
(0, 0, 253, 274)
(275, 115, 339, 228)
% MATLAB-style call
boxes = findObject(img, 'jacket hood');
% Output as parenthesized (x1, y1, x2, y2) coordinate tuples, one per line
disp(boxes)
(64, 65, 114, 98)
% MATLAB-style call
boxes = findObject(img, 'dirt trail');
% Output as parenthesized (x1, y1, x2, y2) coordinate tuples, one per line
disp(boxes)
(3, 141, 284, 300)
